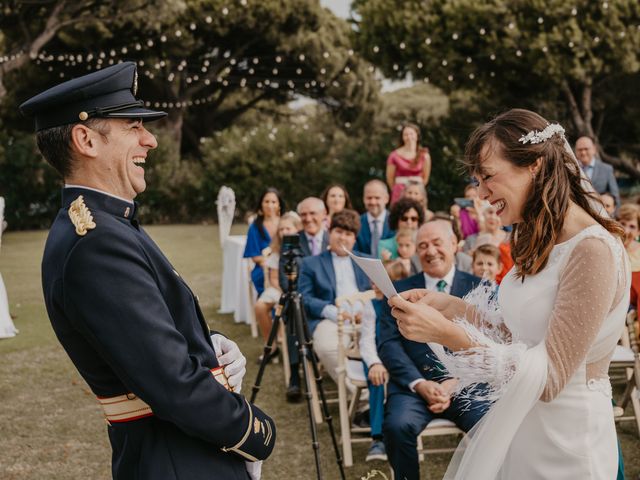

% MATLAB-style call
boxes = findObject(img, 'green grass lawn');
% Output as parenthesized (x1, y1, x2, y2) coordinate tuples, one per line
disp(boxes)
(0, 224, 638, 480)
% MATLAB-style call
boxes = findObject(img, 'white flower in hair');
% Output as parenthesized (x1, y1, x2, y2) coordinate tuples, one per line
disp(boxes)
(518, 123, 566, 144)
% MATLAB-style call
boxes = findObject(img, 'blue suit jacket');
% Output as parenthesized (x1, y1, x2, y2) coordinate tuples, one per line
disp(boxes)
(298, 250, 372, 335)
(377, 270, 481, 395)
(355, 211, 394, 255)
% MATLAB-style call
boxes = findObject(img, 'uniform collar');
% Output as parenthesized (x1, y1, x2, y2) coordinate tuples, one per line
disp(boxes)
(62, 186, 138, 221)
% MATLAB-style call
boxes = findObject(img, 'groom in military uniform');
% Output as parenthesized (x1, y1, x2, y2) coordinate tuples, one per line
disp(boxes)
(20, 62, 274, 480)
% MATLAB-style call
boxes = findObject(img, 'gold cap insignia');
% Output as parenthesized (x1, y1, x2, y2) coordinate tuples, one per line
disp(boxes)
(132, 69, 138, 96)
(68, 195, 96, 236)
(78, 111, 89, 121)
(253, 418, 261, 434)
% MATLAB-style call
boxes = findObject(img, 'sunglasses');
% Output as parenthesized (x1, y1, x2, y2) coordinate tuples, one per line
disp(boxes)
(401, 215, 419, 222)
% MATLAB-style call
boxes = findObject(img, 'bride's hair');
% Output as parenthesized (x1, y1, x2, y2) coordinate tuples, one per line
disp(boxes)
(464, 108, 623, 278)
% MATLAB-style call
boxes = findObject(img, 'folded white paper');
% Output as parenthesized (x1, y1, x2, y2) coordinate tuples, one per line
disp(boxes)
(344, 247, 398, 299)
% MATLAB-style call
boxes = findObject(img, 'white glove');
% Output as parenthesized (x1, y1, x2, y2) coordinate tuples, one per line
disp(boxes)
(210, 334, 247, 393)
(245, 460, 262, 480)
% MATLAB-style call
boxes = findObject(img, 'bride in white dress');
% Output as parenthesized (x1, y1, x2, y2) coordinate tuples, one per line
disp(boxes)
(0, 196, 18, 338)
(390, 109, 628, 479)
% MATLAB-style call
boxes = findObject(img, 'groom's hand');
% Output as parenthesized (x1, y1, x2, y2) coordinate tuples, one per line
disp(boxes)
(210, 334, 247, 393)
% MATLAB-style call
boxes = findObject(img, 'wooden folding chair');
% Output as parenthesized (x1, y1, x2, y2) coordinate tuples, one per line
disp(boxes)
(335, 290, 377, 467)
(612, 310, 640, 436)
(417, 419, 464, 461)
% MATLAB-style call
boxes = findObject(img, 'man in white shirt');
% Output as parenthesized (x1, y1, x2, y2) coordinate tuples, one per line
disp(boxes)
(355, 180, 394, 256)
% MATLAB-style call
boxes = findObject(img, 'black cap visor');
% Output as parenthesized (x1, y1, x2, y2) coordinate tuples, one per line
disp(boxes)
(103, 106, 167, 122)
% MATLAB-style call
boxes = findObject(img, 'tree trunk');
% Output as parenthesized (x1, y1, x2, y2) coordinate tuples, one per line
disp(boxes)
(599, 151, 640, 180)
(562, 79, 640, 179)
(160, 109, 184, 150)
(0, 0, 67, 103)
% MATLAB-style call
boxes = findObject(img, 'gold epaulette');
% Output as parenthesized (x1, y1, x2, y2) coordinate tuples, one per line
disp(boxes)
(68, 195, 96, 236)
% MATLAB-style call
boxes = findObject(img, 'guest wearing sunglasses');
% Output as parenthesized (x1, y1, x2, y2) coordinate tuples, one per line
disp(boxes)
(378, 198, 426, 262)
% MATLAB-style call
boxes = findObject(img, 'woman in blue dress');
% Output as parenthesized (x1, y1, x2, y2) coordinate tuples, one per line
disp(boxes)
(243, 188, 284, 295)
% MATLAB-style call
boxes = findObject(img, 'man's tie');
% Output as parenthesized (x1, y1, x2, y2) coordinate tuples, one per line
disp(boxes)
(310, 236, 319, 256)
(436, 279, 447, 292)
(371, 219, 380, 257)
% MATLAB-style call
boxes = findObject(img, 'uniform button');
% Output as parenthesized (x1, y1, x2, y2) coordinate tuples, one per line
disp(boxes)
(126, 393, 137, 400)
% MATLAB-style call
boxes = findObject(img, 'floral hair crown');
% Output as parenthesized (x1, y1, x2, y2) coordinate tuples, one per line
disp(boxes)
(518, 123, 566, 145)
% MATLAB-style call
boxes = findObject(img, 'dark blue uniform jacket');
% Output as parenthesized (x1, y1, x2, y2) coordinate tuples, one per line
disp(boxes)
(42, 187, 275, 480)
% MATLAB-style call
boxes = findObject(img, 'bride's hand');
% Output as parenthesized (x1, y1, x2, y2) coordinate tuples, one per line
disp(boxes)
(398, 289, 464, 321)
(389, 295, 449, 343)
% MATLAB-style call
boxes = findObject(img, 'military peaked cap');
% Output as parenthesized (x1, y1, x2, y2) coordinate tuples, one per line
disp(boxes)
(20, 61, 166, 131)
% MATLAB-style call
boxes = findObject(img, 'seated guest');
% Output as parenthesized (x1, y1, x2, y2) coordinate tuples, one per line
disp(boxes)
(377, 220, 488, 480)
(394, 228, 419, 276)
(297, 197, 329, 256)
(401, 179, 434, 221)
(298, 209, 373, 388)
(361, 260, 413, 463)
(415, 213, 473, 275)
(463, 202, 513, 283)
(321, 183, 353, 229)
(283, 196, 329, 402)
(254, 212, 302, 352)
(243, 188, 284, 295)
(618, 204, 640, 312)
(356, 180, 394, 256)
(471, 243, 503, 284)
(378, 197, 425, 261)
(600, 192, 616, 217)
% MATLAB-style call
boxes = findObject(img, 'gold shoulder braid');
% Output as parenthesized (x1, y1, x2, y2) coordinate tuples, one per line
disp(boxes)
(68, 195, 96, 236)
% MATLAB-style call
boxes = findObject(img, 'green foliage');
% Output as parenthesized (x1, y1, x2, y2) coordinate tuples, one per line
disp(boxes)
(1, 0, 380, 153)
(0, 127, 61, 229)
(198, 117, 341, 216)
(353, 0, 640, 172)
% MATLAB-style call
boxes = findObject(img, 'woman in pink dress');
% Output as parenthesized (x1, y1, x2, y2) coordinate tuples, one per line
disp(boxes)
(386, 123, 432, 204)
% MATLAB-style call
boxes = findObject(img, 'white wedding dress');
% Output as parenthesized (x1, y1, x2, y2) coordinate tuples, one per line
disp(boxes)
(437, 224, 629, 479)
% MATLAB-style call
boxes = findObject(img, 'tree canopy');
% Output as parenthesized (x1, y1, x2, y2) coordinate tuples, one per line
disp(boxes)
(353, 0, 640, 177)
(1, 0, 379, 152)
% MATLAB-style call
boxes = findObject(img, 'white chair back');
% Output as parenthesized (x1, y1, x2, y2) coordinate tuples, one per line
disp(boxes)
(216, 186, 235, 248)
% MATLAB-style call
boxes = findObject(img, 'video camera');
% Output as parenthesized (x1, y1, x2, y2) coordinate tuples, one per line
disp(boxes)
(281, 234, 303, 286)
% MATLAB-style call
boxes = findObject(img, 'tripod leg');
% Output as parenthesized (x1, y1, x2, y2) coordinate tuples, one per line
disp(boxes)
(279, 322, 291, 386)
(304, 355, 323, 424)
(249, 299, 288, 404)
(293, 295, 346, 480)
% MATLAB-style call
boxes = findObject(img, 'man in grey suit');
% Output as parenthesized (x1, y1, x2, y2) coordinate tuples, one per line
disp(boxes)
(575, 136, 620, 207)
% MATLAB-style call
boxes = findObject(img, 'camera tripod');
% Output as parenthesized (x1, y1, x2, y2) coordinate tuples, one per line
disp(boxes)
(250, 276, 346, 480)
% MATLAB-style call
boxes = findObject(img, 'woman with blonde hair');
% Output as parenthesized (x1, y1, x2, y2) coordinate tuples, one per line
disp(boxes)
(390, 109, 629, 479)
